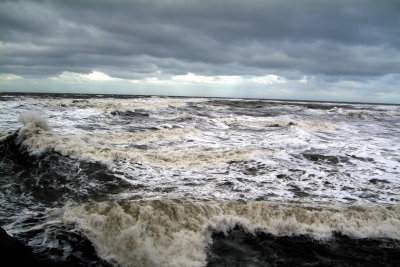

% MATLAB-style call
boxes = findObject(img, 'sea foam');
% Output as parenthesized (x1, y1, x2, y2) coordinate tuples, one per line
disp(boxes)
(63, 200, 400, 267)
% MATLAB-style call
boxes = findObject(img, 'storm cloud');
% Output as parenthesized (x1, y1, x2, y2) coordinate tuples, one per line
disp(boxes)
(1, 0, 399, 102)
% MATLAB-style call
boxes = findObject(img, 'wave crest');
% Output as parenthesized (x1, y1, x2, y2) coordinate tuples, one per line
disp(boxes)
(63, 200, 400, 267)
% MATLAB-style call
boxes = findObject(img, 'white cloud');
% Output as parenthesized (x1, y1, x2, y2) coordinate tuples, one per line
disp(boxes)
(215, 75, 242, 84)
(0, 74, 23, 81)
(129, 77, 166, 85)
(84, 71, 115, 81)
(172, 73, 218, 84)
(171, 73, 242, 85)
(1, 69, 398, 104)
(299, 76, 308, 84)
(51, 71, 121, 82)
(250, 75, 286, 85)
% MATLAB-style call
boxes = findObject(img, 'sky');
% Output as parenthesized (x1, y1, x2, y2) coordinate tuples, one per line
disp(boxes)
(1, 0, 399, 103)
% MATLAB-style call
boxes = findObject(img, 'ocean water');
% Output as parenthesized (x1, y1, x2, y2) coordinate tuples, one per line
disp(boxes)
(1, 93, 399, 266)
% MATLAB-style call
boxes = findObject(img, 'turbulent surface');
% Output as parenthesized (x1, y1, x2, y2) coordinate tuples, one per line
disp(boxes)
(0, 93, 399, 266)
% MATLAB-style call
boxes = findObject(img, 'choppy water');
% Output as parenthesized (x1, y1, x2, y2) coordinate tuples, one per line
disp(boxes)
(1, 93, 399, 266)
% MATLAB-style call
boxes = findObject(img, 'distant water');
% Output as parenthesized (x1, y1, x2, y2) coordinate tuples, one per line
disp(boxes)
(1, 93, 399, 266)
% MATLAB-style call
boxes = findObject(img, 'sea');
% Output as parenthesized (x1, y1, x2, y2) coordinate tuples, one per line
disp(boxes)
(0, 93, 399, 266)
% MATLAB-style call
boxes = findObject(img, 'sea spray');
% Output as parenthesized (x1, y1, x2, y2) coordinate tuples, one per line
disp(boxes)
(18, 111, 51, 131)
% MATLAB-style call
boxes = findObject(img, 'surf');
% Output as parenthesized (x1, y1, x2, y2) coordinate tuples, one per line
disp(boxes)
(63, 199, 400, 267)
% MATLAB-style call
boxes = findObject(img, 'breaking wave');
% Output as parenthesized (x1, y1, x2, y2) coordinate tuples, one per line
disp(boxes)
(18, 111, 51, 131)
(12, 115, 271, 168)
(63, 199, 400, 267)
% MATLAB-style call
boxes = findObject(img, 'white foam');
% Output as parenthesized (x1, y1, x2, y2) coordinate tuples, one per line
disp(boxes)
(136, 148, 270, 168)
(195, 103, 229, 111)
(218, 117, 339, 131)
(4, 96, 400, 205)
(150, 113, 206, 121)
(20, 97, 208, 114)
(63, 200, 400, 267)
(16, 123, 272, 168)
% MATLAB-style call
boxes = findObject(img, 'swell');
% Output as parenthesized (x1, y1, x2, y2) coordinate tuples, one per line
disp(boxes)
(62, 199, 400, 267)
(0, 130, 133, 210)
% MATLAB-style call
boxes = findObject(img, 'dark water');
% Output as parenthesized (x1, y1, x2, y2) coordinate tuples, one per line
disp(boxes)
(208, 226, 400, 267)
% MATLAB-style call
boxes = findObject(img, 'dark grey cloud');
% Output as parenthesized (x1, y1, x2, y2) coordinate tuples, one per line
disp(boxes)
(1, 0, 399, 79)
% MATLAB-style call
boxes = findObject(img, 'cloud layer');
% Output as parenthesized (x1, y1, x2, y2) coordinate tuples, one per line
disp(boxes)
(1, 0, 399, 103)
